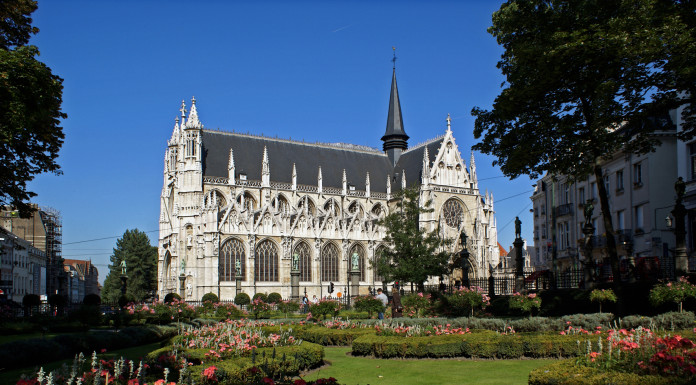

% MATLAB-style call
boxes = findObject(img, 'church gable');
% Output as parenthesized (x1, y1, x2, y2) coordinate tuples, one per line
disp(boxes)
(429, 126, 470, 187)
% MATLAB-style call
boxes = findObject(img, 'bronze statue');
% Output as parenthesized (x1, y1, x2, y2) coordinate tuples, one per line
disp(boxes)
(514, 217, 521, 239)
(351, 252, 359, 271)
(584, 199, 594, 226)
(292, 253, 299, 271)
(235, 260, 242, 276)
(120, 259, 127, 275)
(459, 230, 468, 249)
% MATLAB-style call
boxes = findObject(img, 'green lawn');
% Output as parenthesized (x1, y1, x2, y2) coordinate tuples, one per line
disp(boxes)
(302, 347, 555, 385)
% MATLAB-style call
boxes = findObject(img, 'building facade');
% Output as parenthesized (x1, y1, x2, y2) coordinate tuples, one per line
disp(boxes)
(1, 205, 64, 296)
(157, 70, 500, 300)
(0, 226, 47, 303)
(63, 259, 100, 303)
(530, 111, 680, 278)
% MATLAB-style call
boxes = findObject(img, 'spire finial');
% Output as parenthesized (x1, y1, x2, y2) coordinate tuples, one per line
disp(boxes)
(180, 100, 186, 117)
(191, 96, 196, 105)
(392, 46, 397, 69)
(446, 113, 452, 132)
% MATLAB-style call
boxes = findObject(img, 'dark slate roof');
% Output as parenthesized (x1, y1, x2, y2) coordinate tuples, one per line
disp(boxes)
(201, 131, 397, 193)
(394, 138, 443, 190)
(381, 69, 409, 142)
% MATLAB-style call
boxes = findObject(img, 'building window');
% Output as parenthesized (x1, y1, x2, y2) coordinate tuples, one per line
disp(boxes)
(219, 238, 245, 281)
(578, 187, 585, 205)
(617, 210, 625, 230)
(690, 143, 696, 181)
(442, 199, 464, 228)
(294, 241, 312, 282)
(591, 182, 597, 199)
(565, 222, 570, 248)
(635, 205, 645, 232)
(562, 183, 570, 204)
(541, 224, 547, 238)
(603, 175, 610, 196)
(349, 244, 366, 281)
(616, 170, 624, 191)
(255, 240, 278, 282)
(633, 163, 643, 186)
(321, 243, 340, 282)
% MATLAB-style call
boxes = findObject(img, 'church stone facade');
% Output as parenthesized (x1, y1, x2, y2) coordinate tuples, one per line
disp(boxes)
(157, 70, 500, 301)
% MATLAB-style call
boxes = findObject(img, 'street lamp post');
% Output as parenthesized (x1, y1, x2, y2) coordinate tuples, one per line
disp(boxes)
(459, 231, 470, 288)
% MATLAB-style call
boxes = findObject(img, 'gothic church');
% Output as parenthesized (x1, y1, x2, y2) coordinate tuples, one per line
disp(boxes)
(157, 69, 500, 300)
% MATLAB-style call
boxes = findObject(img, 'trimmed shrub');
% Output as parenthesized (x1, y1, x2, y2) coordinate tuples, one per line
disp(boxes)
(22, 294, 41, 307)
(352, 331, 595, 359)
(353, 296, 384, 317)
(529, 359, 692, 385)
(83, 294, 101, 306)
(48, 294, 67, 308)
(267, 292, 282, 304)
(620, 311, 695, 330)
(235, 292, 251, 306)
(253, 293, 268, 303)
(295, 326, 374, 346)
(163, 292, 181, 304)
(201, 292, 219, 303)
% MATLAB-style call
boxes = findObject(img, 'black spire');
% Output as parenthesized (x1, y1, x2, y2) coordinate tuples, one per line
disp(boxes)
(382, 68, 409, 166)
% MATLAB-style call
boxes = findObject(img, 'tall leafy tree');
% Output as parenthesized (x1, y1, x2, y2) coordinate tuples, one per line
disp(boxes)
(102, 229, 157, 303)
(0, 0, 66, 217)
(374, 187, 451, 291)
(472, 0, 686, 285)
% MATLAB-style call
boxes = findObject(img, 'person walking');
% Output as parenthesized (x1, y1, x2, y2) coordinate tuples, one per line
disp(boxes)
(301, 295, 309, 313)
(375, 288, 388, 320)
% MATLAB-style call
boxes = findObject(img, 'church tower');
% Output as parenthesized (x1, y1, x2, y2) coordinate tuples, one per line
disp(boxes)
(381, 68, 409, 166)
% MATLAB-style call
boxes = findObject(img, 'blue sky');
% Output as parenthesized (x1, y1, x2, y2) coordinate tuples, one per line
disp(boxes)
(28, 0, 535, 284)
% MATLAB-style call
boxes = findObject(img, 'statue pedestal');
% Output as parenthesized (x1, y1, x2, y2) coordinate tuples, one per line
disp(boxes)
(235, 275, 242, 296)
(178, 274, 186, 297)
(120, 275, 128, 296)
(582, 223, 595, 289)
(290, 271, 300, 300)
(350, 270, 360, 302)
(513, 238, 525, 292)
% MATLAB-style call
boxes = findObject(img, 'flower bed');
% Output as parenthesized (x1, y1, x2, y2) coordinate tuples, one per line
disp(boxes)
(530, 327, 696, 384)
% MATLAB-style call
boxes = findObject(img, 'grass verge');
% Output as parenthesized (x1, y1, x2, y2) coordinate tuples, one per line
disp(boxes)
(302, 347, 555, 385)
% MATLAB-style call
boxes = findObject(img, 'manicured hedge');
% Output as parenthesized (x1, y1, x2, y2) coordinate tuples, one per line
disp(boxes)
(181, 342, 323, 384)
(352, 331, 596, 359)
(0, 324, 177, 369)
(258, 324, 374, 346)
(529, 359, 692, 385)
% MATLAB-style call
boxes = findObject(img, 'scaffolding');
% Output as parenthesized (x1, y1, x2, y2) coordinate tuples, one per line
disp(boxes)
(40, 207, 63, 295)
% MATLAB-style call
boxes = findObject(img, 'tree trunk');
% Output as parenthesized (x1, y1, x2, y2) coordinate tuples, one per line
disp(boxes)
(594, 164, 622, 286)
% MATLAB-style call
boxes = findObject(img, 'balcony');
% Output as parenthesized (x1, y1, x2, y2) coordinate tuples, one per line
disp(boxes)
(555, 203, 574, 217)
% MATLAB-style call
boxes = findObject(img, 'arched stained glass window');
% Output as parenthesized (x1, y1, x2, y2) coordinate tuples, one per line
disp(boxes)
(442, 199, 464, 229)
(294, 241, 312, 282)
(321, 243, 339, 282)
(219, 238, 245, 281)
(255, 240, 278, 282)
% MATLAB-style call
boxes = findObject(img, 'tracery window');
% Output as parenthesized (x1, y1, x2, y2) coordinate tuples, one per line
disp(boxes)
(321, 243, 340, 282)
(371, 203, 384, 218)
(297, 196, 316, 215)
(236, 192, 256, 211)
(219, 238, 245, 281)
(324, 199, 340, 216)
(348, 201, 363, 215)
(294, 241, 312, 282)
(205, 190, 227, 208)
(272, 194, 289, 214)
(349, 243, 366, 281)
(255, 240, 278, 282)
(442, 199, 464, 229)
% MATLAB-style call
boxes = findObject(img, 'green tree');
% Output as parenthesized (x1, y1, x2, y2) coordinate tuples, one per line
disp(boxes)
(374, 187, 451, 291)
(0, 0, 66, 217)
(101, 229, 157, 303)
(472, 0, 688, 286)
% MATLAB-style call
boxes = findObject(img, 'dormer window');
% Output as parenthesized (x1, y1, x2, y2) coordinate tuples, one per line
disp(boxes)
(238, 172, 247, 181)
